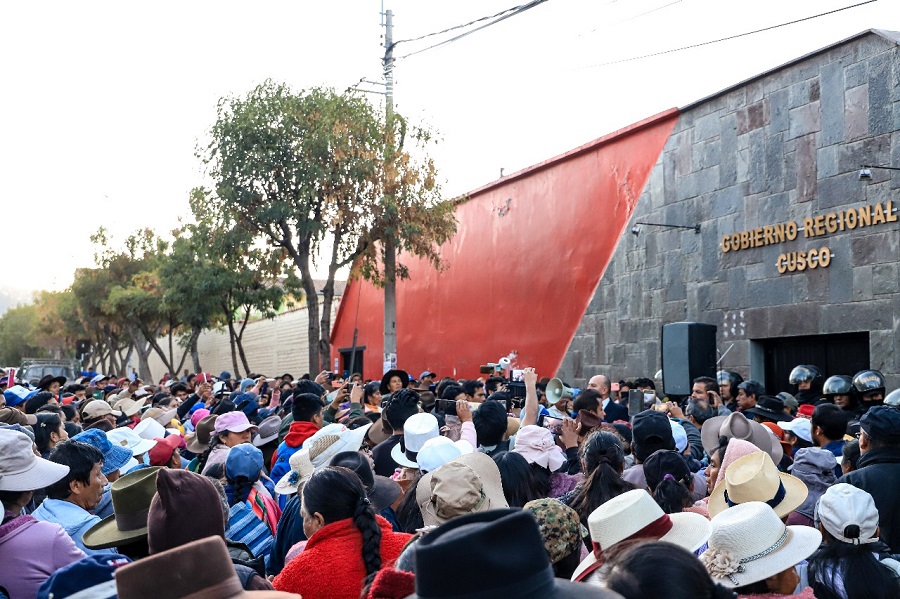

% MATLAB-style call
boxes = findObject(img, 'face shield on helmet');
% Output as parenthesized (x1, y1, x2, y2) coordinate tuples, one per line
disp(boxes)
(822, 375, 853, 397)
(789, 365, 820, 385)
(852, 370, 886, 397)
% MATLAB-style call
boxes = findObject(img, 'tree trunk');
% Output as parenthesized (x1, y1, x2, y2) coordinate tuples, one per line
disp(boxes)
(189, 327, 202, 373)
(127, 328, 153, 381)
(318, 266, 337, 375)
(226, 313, 241, 379)
(235, 306, 251, 376)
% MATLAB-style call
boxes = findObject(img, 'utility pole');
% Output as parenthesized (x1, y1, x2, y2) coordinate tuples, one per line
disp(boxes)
(382, 8, 397, 375)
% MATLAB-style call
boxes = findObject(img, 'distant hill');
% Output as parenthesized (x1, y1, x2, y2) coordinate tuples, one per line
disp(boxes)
(0, 287, 35, 316)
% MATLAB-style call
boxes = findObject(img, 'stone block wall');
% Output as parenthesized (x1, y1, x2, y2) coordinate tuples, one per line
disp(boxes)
(560, 31, 900, 392)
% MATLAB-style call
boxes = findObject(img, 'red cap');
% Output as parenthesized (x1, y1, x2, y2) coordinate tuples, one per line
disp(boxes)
(148, 435, 183, 467)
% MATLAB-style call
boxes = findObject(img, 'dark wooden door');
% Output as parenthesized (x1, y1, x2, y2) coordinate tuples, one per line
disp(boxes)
(761, 333, 869, 394)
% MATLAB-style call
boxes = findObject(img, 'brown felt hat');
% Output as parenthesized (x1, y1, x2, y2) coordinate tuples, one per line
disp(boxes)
(185, 414, 218, 454)
(148, 468, 226, 554)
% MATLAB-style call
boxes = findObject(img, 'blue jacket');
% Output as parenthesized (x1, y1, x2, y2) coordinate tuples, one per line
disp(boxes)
(31, 499, 110, 555)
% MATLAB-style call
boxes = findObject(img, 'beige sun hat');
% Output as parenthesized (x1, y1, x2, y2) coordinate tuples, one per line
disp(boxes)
(701, 412, 783, 465)
(274, 447, 314, 496)
(114, 396, 147, 417)
(708, 451, 808, 519)
(416, 452, 508, 527)
(702, 501, 821, 588)
(571, 488, 711, 582)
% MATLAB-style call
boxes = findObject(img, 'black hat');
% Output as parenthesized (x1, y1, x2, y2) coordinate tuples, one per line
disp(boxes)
(745, 395, 792, 423)
(380, 369, 410, 395)
(631, 410, 675, 462)
(860, 405, 900, 445)
(37, 374, 67, 391)
(643, 450, 691, 489)
(411, 509, 621, 599)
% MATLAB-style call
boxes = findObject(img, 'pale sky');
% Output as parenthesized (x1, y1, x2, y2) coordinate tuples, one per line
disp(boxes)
(2, 0, 896, 294)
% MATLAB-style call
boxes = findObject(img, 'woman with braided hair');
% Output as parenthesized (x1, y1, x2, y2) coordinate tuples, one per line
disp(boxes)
(273, 466, 412, 598)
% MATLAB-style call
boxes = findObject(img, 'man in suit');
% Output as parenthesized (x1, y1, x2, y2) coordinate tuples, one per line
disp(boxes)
(587, 374, 628, 423)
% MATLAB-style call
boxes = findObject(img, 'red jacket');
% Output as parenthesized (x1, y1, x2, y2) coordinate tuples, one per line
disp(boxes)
(273, 515, 412, 599)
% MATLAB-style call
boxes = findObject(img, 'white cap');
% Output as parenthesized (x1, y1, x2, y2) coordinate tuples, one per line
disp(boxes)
(416, 436, 474, 473)
(780, 418, 813, 443)
(816, 483, 880, 545)
(670, 420, 688, 453)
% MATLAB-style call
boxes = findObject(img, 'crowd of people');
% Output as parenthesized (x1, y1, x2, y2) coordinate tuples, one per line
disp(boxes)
(0, 362, 899, 598)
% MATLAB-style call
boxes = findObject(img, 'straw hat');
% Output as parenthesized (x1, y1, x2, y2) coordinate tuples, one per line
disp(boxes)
(83, 467, 162, 549)
(274, 448, 315, 496)
(391, 413, 440, 468)
(701, 501, 821, 588)
(571, 488, 711, 582)
(416, 452, 508, 527)
(701, 412, 783, 464)
(0, 429, 70, 491)
(708, 451, 808, 518)
(303, 423, 372, 469)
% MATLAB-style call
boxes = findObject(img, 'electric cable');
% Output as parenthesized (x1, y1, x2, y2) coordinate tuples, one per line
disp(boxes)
(579, 0, 878, 69)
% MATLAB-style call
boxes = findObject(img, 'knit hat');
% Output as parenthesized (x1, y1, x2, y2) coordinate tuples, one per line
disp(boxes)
(522, 498, 586, 565)
(815, 483, 881, 545)
(709, 451, 808, 518)
(513, 425, 567, 471)
(72, 429, 133, 476)
(702, 501, 821, 588)
(37, 553, 132, 599)
(0, 429, 70, 491)
(147, 469, 226, 554)
(82, 468, 162, 549)
(796, 404, 815, 418)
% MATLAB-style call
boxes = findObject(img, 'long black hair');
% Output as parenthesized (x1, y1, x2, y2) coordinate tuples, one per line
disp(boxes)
(569, 431, 634, 525)
(643, 450, 693, 514)
(808, 537, 900, 599)
(196, 435, 224, 474)
(395, 472, 424, 533)
(303, 467, 383, 585)
(606, 541, 736, 599)
(34, 413, 64, 457)
(492, 451, 542, 507)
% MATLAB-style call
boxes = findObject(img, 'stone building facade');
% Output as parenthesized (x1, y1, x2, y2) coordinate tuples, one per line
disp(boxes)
(560, 29, 900, 393)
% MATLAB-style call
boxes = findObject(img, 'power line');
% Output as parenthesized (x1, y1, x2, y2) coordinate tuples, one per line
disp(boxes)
(580, 0, 687, 38)
(580, 0, 878, 69)
(395, 0, 550, 61)
(391, 4, 526, 47)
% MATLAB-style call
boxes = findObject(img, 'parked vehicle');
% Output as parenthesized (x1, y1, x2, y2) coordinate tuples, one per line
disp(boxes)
(20, 358, 80, 386)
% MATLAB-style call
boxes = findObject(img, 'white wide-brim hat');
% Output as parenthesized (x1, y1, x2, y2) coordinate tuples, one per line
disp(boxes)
(304, 423, 372, 469)
(702, 501, 821, 588)
(708, 451, 808, 519)
(133, 419, 166, 441)
(571, 489, 711, 583)
(274, 447, 315, 496)
(391, 413, 440, 469)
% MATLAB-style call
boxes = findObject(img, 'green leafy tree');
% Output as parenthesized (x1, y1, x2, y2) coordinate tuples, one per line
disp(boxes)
(196, 81, 456, 373)
(0, 303, 44, 365)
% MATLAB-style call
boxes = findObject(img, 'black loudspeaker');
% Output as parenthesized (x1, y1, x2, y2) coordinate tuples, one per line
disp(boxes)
(76, 339, 91, 355)
(661, 322, 717, 396)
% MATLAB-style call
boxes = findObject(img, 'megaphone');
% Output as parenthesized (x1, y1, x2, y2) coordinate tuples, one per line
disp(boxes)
(545, 378, 579, 405)
(498, 356, 512, 369)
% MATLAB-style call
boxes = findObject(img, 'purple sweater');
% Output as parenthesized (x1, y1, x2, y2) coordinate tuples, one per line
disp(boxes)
(0, 513, 85, 598)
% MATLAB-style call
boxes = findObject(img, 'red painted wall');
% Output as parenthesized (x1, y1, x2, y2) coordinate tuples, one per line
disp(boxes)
(331, 110, 679, 381)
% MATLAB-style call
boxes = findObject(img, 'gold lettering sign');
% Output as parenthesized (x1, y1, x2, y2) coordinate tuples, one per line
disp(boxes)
(721, 200, 897, 253)
(776, 247, 831, 274)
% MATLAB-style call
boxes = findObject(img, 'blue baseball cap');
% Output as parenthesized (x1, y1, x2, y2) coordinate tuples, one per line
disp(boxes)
(37, 552, 131, 599)
(72, 429, 134, 476)
(3, 385, 31, 407)
(225, 443, 264, 481)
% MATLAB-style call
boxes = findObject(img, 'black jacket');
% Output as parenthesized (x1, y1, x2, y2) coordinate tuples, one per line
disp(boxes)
(838, 447, 900, 553)
(603, 400, 629, 423)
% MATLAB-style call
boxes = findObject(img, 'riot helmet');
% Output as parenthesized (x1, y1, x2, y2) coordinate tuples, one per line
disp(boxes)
(789, 365, 823, 387)
(852, 370, 886, 404)
(717, 370, 743, 400)
(884, 388, 900, 407)
(822, 375, 853, 397)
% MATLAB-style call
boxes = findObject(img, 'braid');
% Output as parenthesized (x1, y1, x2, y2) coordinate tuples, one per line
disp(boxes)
(230, 475, 254, 507)
(196, 436, 222, 474)
(353, 496, 383, 584)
